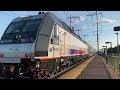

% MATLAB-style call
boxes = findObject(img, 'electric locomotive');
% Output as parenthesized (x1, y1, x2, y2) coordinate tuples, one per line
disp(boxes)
(0, 12, 92, 79)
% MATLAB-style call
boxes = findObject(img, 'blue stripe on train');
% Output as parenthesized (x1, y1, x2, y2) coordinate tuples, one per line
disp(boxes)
(69, 49, 83, 54)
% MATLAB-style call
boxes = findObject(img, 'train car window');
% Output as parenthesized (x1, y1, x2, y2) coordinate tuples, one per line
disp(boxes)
(50, 32, 53, 44)
(5, 21, 24, 34)
(5, 19, 42, 34)
(54, 24, 57, 37)
(51, 38, 53, 44)
(1, 19, 43, 44)
(22, 19, 42, 32)
(54, 24, 59, 45)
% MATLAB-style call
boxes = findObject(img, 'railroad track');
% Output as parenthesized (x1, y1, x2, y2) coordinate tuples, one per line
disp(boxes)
(48, 59, 87, 79)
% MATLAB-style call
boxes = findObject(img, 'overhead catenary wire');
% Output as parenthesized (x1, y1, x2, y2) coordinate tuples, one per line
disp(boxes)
(11, 11, 20, 16)
(64, 11, 81, 32)
(81, 11, 96, 48)
(0, 11, 16, 18)
(63, 11, 87, 42)
(74, 11, 84, 37)
(52, 11, 67, 23)
(27, 11, 37, 15)
(0, 21, 8, 25)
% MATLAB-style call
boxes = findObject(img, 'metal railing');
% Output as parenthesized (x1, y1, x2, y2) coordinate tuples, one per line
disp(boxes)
(107, 56, 120, 73)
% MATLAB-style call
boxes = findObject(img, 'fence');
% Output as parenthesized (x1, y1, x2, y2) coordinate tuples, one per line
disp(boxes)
(107, 56, 120, 73)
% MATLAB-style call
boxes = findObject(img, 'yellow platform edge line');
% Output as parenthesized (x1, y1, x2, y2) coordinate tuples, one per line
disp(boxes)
(58, 55, 96, 79)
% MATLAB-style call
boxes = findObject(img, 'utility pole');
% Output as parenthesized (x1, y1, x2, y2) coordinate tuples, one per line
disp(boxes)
(96, 11, 99, 54)
(83, 34, 89, 42)
(66, 15, 80, 29)
(116, 33, 119, 56)
(66, 15, 71, 29)
(87, 11, 102, 54)
(70, 15, 71, 29)
(75, 29, 82, 36)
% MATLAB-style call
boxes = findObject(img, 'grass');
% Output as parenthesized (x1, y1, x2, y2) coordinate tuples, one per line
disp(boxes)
(108, 56, 120, 73)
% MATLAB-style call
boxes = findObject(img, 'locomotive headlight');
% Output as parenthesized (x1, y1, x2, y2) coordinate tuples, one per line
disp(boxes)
(19, 35, 21, 39)
(31, 58, 34, 61)
(35, 61, 40, 68)
(15, 35, 18, 39)
(0, 54, 4, 58)
(24, 53, 33, 58)
(24, 53, 28, 58)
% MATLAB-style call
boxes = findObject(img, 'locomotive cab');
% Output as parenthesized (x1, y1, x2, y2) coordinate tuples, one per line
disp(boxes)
(0, 13, 46, 79)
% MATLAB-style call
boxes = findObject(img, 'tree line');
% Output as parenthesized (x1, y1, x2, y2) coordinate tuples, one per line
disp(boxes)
(107, 45, 120, 53)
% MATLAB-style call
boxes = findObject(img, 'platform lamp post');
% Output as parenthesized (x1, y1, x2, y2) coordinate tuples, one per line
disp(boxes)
(100, 48, 103, 56)
(103, 46, 107, 55)
(103, 46, 108, 64)
(105, 42, 112, 56)
(102, 48, 105, 56)
(114, 26, 120, 56)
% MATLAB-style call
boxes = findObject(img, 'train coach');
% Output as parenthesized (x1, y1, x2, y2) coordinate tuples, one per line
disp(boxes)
(0, 12, 93, 79)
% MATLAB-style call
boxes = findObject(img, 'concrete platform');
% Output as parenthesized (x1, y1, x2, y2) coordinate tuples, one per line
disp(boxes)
(58, 55, 120, 79)
(77, 55, 111, 79)
(58, 55, 96, 79)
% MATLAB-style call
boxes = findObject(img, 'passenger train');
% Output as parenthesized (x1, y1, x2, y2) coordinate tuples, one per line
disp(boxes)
(0, 12, 95, 79)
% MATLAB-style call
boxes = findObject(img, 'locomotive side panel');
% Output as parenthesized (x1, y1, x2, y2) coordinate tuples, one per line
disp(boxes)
(35, 13, 54, 57)
(57, 25, 88, 57)
(48, 24, 88, 58)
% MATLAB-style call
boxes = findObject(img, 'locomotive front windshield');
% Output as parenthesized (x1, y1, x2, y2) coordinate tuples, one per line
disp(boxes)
(1, 19, 42, 44)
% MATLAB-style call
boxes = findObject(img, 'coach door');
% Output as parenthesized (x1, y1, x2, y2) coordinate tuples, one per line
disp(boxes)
(59, 27, 67, 56)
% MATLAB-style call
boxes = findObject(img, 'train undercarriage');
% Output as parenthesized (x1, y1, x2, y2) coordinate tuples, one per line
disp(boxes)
(0, 55, 90, 79)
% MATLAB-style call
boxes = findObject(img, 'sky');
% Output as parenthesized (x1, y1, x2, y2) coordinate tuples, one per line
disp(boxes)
(0, 11, 119, 51)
